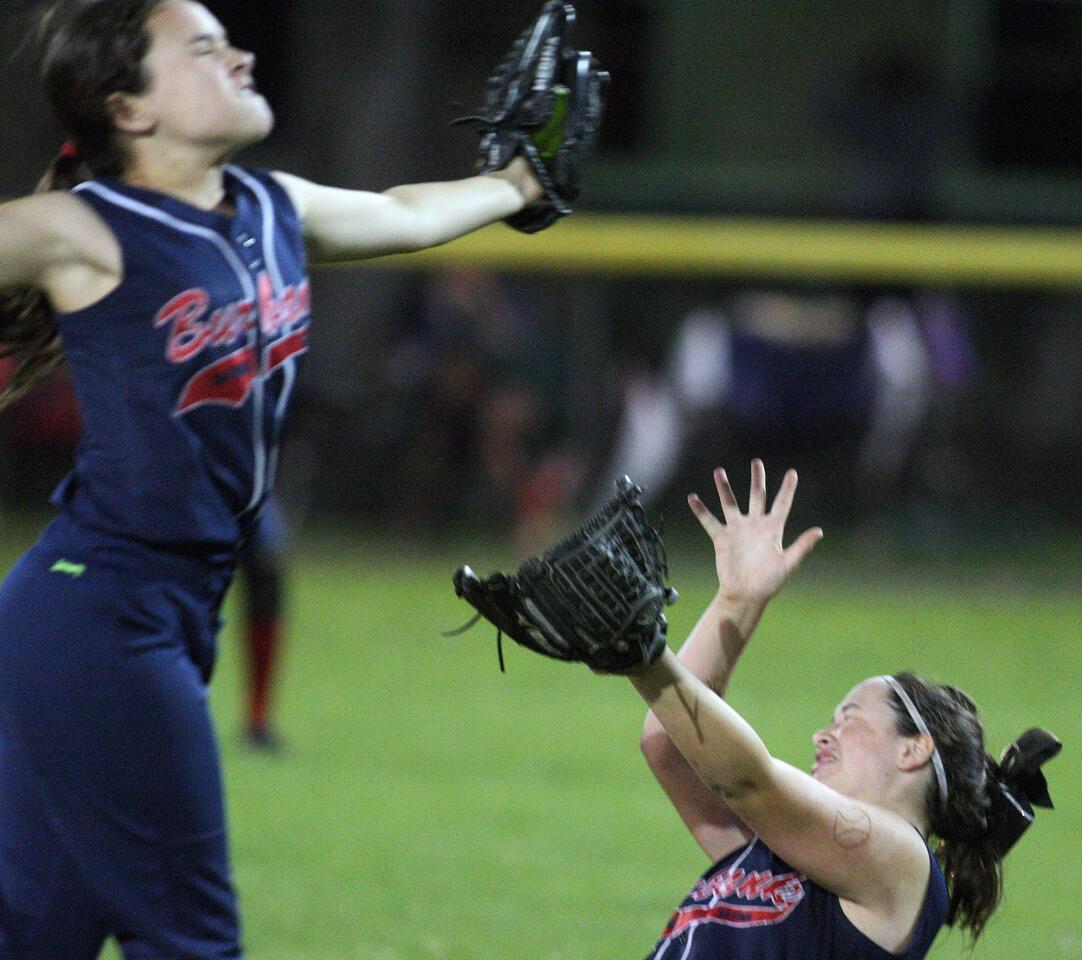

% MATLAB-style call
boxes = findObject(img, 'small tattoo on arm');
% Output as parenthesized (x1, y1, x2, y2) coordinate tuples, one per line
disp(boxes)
(833, 805, 871, 849)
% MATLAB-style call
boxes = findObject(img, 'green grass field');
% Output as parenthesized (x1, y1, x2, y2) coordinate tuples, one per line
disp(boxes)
(0, 514, 1078, 960)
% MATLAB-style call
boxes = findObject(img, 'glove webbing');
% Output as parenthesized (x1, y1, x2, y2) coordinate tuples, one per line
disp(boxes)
(522, 530, 663, 655)
(521, 554, 662, 653)
(542, 481, 671, 593)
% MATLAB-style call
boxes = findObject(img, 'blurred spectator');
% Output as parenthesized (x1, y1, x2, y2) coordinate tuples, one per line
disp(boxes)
(390, 268, 584, 546)
(594, 288, 952, 528)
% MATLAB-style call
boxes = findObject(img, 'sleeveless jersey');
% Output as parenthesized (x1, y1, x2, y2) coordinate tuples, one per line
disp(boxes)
(646, 836, 948, 960)
(51, 166, 311, 548)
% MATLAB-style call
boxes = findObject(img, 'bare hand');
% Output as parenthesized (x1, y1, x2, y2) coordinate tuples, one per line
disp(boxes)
(688, 460, 823, 604)
(489, 156, 544, 207)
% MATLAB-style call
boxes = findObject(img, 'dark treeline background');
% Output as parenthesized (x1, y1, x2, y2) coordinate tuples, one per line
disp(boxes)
(2, 0, 1080, 541)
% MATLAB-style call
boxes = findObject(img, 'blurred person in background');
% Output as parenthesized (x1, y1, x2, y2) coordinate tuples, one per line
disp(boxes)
(392, 267, 584, 548)
(595, 288, 960, 529)
(235, 493, 289, 750)
(0, 0, 546, 954)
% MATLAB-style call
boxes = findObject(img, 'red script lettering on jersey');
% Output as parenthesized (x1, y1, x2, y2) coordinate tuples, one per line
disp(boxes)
(155, 277, 311, 363)
(153, 276, 311, 414)
(660, 866, 807, 940)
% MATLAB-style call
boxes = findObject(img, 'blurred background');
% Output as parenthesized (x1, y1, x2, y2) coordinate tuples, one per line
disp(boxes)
(0, 3, 1079, 959)
(3, 0, 1082, 542)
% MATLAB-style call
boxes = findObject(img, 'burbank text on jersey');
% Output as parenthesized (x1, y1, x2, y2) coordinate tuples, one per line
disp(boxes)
(664, 861, 806, 936)
(646, 835, 948, 960)
(156, 271, 309, 413)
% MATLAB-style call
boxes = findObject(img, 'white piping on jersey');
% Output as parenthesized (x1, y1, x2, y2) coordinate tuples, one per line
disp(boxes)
(652, 835, 759, 960)
(74, 182, 256, 301)
(676, 926, 695, 960)
(226, 166, 295, 513)
(243, 328, 267, 514)
(75, 179, 267, 516)
(225, 167, 280, 514)
(265, 356, 296, 492)
(226, 165, 285, 295)
(728, 835, 759, 876)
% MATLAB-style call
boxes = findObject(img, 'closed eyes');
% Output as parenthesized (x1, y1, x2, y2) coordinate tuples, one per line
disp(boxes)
(189, 34, 229, 55)
(831, 702, 861, 726)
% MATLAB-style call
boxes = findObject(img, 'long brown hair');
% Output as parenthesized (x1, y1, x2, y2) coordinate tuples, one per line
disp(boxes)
(0, 0, 163, 410)
(886, 672, 1001, 942)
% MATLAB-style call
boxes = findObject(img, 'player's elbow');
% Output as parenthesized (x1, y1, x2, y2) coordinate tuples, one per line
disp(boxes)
(712, 755, 785, 808)
(640, 723, 685, 773)
(694, 746, 775, 804)
(709, 774, 763, 804)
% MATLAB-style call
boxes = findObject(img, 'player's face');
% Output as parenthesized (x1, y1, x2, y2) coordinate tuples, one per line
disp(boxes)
(810, 678, 908, 801)
(133, 0, 273, 152)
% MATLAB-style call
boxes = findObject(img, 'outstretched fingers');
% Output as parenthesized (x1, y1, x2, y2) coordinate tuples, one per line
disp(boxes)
(748, 459, 767, 514)
(770, 468, 799, 522)
(693, 463, 812, 546)
(688, 492, 725, 539)
(784, 526, 824, 575)
(713, 467, 741, 522)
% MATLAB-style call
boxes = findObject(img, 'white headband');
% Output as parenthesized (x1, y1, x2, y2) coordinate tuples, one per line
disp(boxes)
(881, 675, 949, 810)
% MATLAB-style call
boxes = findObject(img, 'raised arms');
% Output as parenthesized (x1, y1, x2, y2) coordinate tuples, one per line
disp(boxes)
(640, 463, 822, 861)
(631, 465, 932, 947)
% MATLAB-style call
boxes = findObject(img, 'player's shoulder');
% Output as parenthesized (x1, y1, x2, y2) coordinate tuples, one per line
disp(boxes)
(1, 190, 116, 266)
(266, 170, 313, 221)
(3, 189, 96, 231)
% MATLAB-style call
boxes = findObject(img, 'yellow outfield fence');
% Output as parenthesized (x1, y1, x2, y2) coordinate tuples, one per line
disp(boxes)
(366, 213, 1082, 289)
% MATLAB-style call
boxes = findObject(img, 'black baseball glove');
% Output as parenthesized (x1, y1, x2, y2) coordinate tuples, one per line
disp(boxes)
(454, 1, 609, 234)
(449, 477, 677, 673)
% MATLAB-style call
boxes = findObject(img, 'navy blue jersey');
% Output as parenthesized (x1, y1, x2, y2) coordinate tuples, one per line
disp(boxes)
(646, 836, 948, 960)
(51, 165, 310, 548)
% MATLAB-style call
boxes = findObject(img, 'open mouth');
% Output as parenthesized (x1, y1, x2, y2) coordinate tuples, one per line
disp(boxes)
(812, 754, 836, 775)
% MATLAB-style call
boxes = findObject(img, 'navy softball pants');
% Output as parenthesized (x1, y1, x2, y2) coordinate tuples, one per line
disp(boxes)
(0, 516, 241, 958)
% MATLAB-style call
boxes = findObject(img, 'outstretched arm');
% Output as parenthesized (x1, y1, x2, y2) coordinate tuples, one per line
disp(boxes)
(272, 158, 542, 265)
(632, 647, 930, 921)
(641, 462, 822, 861)
(632, 466, 928, 919)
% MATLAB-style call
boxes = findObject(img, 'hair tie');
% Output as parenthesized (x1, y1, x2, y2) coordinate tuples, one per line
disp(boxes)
(987, 728, 1061, 858)
(60, 141, 81, 161)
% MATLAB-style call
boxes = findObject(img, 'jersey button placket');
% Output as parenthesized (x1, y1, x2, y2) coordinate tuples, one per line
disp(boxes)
(238, 226, 268, 514)
(236, 232, 262, 272)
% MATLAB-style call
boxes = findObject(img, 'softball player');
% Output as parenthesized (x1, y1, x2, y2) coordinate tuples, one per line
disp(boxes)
(0, 0, 542, 956)
(634, 461, 1057, 959)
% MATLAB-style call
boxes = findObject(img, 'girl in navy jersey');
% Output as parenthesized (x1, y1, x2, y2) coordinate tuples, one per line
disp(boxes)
(634, 461, 1059, 960)
(0, 1, 544, 956)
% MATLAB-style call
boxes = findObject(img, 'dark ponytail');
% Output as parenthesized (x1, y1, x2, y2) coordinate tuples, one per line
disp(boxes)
(886, 673, 1060, 944)
(1, 0, 162, 410)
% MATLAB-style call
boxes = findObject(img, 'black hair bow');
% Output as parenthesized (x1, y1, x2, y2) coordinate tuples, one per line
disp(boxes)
(988, 728, 1062, 859)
